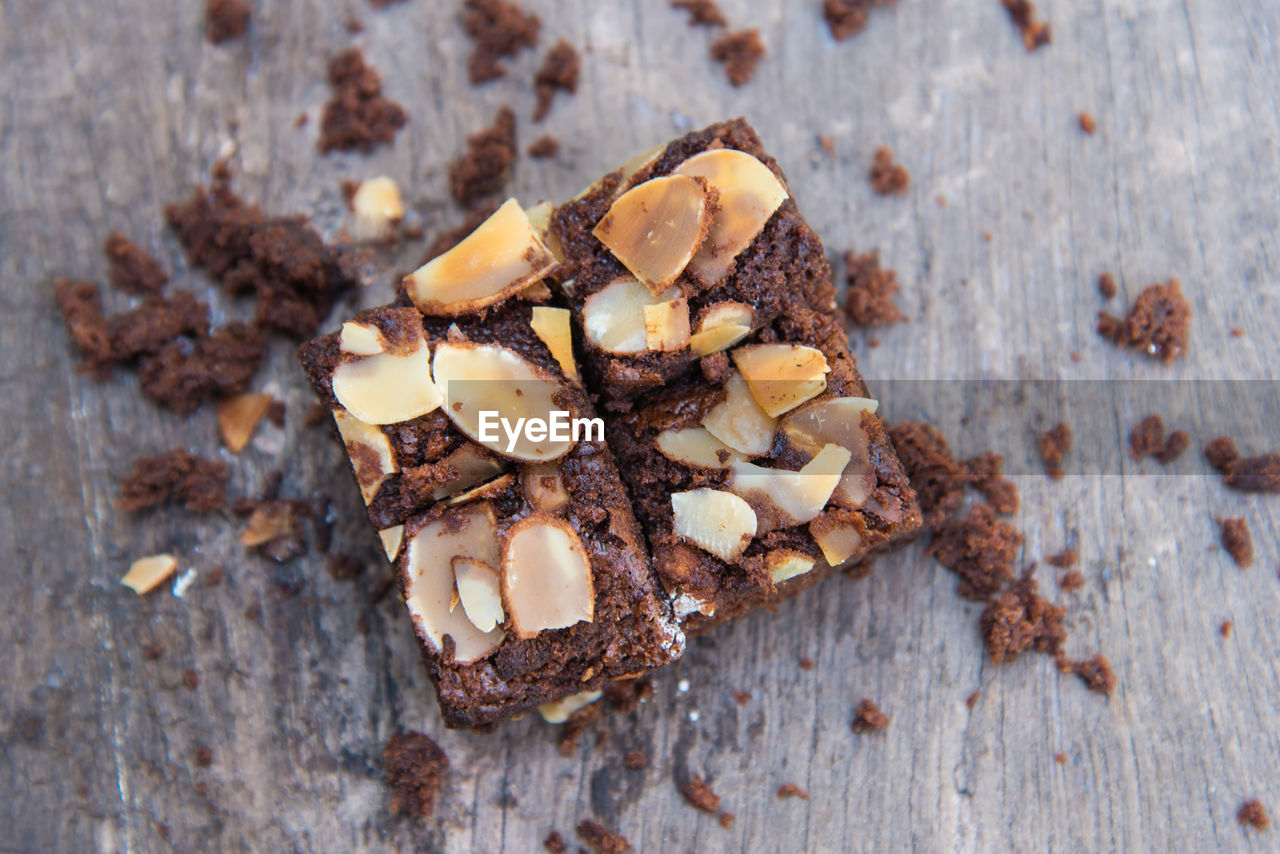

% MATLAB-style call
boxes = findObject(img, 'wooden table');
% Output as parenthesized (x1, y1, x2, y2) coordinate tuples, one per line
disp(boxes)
(3, 1, 1278, 850)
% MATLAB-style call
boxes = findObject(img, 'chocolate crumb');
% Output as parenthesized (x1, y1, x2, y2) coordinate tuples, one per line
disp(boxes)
(1128, 414, 1187, 464)
(557, 702, 603, 758)
(195, 745, 214, 767)
(206, 0, 250, 44)
(142, 643, 165, 660)
(119, 450, 229, 513)
(603, 677, 653, 714)
(823, 0, 898, 41)
(777, 783, 810, 799)
(1238, 799, 1271, 831)
(869, 145, 909, 196)
(1078, 112, 1096, 135)
(710, 29, 766, 87)
(928, 503, 1024, 600)
(980, 569, 1066, 663)
(1098, 272, 1118, 298)
(1220, 620, 1233, 638)
(798, 658, 815, 671)
(731, 690, 751, 706)
(1223, 454, 1280, 493)
(383, 731, 448, 819)
(1054, 752, 1066, 764)
(819, 134, 836, 155)
(671, 0, 727, 27)
(532, 40, 580, 122)
(543, 830, 567, 853)
(1038, 422, 1072, 479)
(463, 0, 541, 84)
(1001, 0, 1052, 51)
(1046, 549, 1078, 569)
(1057, 570, 1084, 592)
(623, 749, 648, 770)
(1096, 278, 1191, 363)
(1204, 437, 1240, 473)
(681, 775, 721, 813)
(103, 231, 168, 296)
(964, 690, 981, 708)
(1220, 517, 1255, 568)
(182, 669, 200, 691)
(963, 452, 1020, 515)
(266, 399, 286, 428)
(294, 112, 309, 129)
(449, 106, 518, 207)
(318, 48, 407, 154)
(577, 819, 631, 853)
(345, 17, 364, 33)
(1071, 654, 1116, 695)
(889, 422, 967, 527)
(718, 812, 735, 829)
(528, 134, 560, 158)
(843, 249, 907, 326)
(851, 698, 889, 733)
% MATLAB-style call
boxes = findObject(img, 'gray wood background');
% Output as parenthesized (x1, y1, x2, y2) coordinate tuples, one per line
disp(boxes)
(2, 0, 1278, 851)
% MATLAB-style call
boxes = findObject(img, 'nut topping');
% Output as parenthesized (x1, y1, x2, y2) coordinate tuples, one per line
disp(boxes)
(351, 176, 405, 241)
(430, 445, 507, 501)
(727, 443, 851, 530)
(731, 344, 829, 417)
(121, 554, 179, 595)
(766, 550, 816, 584)
(451, 556, 505, 633)
(332, 408, 398, 504)
(538, 690, 604, 723)
(339, 321, 387, 355)
(781, 397, 879, 508)
(215, 392, 272, 453)
(655, 427, 738, 469)
(690, 301, 754, 356)
(501, 514, 595, 638)
(809, 512, 865, 567)
(331, 326, 442, 426)
(522, 462, 571, 512)
(643, 297, 692, 351)
(378, 525, 404, 561)
(671, 489, 757, 562)
(530, 306, 581, 383)
(702, 371, 777, 457)
(581, 276, 682, 355)
(592, 174, 714, 294)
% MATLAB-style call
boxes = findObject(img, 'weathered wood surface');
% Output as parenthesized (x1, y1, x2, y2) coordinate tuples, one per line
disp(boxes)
(3, 0, 1279, 851)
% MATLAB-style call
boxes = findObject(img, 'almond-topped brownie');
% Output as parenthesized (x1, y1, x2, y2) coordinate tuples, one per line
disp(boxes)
(550, 118, 837, 400)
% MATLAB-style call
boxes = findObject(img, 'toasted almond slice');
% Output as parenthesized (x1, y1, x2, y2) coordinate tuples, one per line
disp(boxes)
(673, 149, 789, 285)
(690, 301, 755, 356)
(530, 306, 580, 383)
(431, 445, 507, 501)
(538, 690, 604, 723)
(592, 175, 712, 294)
(573, 143, 666, 201)
(520, 280, 554, 302)
(432, 341, 575, 462)
(339, 321, 387, 356)
(331, 333, 442, 426)
(452, 556, 505, 633)
(581, 277, 682, 355)
(671, 489, 757, 562)
(445, 473, 516, 505)
(522, 462, 571, 512)
(781, 397, 879, 508)
(216, 392, 272, 453)
(810, 513, 865, 567)
(332, 408, 398, 504)
(404, 502, 505, 663)
(727, 443, 852, 529)
(525, 201, 564, 264)
(404, 198, 556, 316)
(501, 514, 595, 638)
(352, 176, 405, 241)
(731, 344, 830, 418)
(643, 297, 691, 351)
(378, 525, 405, 561)
(767, 550, 816, 584)
(655, 427, 738, 469)
(702, 371, 777, 457)
(121, 554, 179, 595)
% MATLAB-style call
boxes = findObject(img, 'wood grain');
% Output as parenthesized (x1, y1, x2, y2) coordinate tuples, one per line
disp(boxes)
(2, 0, 1278, 851)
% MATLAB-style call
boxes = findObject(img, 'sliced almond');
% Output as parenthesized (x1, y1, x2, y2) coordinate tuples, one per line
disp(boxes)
(581, 276, 682, 355)
(216, 392, 272, 453)
(690, 302, 754, 356)
(404, 502, 505, 663)
(432, 341, 575, 462)
(643, 297, 691, 351)
(431, 445, 507, 501)
(378, 525, 405, 561)
(655, 427, 738, 469)
(767, 550, 816, 584)
(530, 306, 580, 383)
(444, 472, 516, 505)
(592, 175, 712, 294)
(339, 321, 387, 356)
(732, 344, 830, 418)
(538, 690, 603, 723)
(781, 397, 879, 508)
(332, 408, 398, 504)
(673, 149, 789, 285)
(573, 143, 665, 201)
(501, 514, 595, 638)
(239, 502, 299, 548)
(727, 443, 852, 530)
(701, 371, 777, 457)
(121, 554, 179, 595)
(525, 201, 564, 264)
(520, 280, 554, 302)
(522, 462, 571, 512)
(671, 489, 757, 562)
(404, 198, 556, 316)
(452, 556, 505, 633)
(331, 331, 442, 426)
(810, 513, 865, 567)
(351, 176, 405, 241)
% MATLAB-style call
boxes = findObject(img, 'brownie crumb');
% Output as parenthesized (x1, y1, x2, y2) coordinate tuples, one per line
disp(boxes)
(557, 701, 603, 758)
(1001, 0, 1052, 51)
(528, 134, 560, 158)
(671, 0, 727, 27)
(718, 812, 735, 829)
(1098, 272, 1118, 299)
(731, 690, 751, 706)
(1046, 549, 1078, 569)
(1058, 570, 1084, 592)
(1205, 437, 1240, 473)
(681, 775, 721, 813)
(1038, 422, 1072, 479)
(206, 0, 250, 44)
(964, 690, 981, 708)
(318, 48, 407, 154)
(603, 677, 653, 714)
(623, 749, 648, 770)
(1078, 111, 1096, 135)
(463, 0, 541, 84)
(1220, 620, 1233, 638)
(119, 450, 229, 513)
(710, 29, 766, 87)
(851, 698, 890, 733)
(142, 643, 165, 660)
(869, 146, 909, 196)
(383, 731, 448, 819)
(1223, 454, 1280, 493)
(543, 830, 567, 853)
(53, 279, 116, 377)
(777, 783, 810, 799)
(1071, 654, 1116, 695)
(1054, 752, 1066, 764)
(139, 322, 267, 413)
(798, 657, 815, 671)
(963, 452, 1020, 515)
(843, 249, 907, 326)
(182, 669, 200, 690)
(449, 107, 518, 207)
(823, 0, 897, 41)
(889, 422, 966, 527)
(577, 819, 631, 854)
(239, 499, 311, 563)
(1238, 799, 1271, 831)
(103, 232, 168, 296)
(981, 569, 1067, 664)
(1097, 278, 1191, 363)
(194, 745, 214, 767)
(928, 503, 1024, 600)
(345, 17, 364, 33)
(1128, 414, 1188, 464)
(532, 40, 580, 122)
(1220, 517, 1255, 568)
